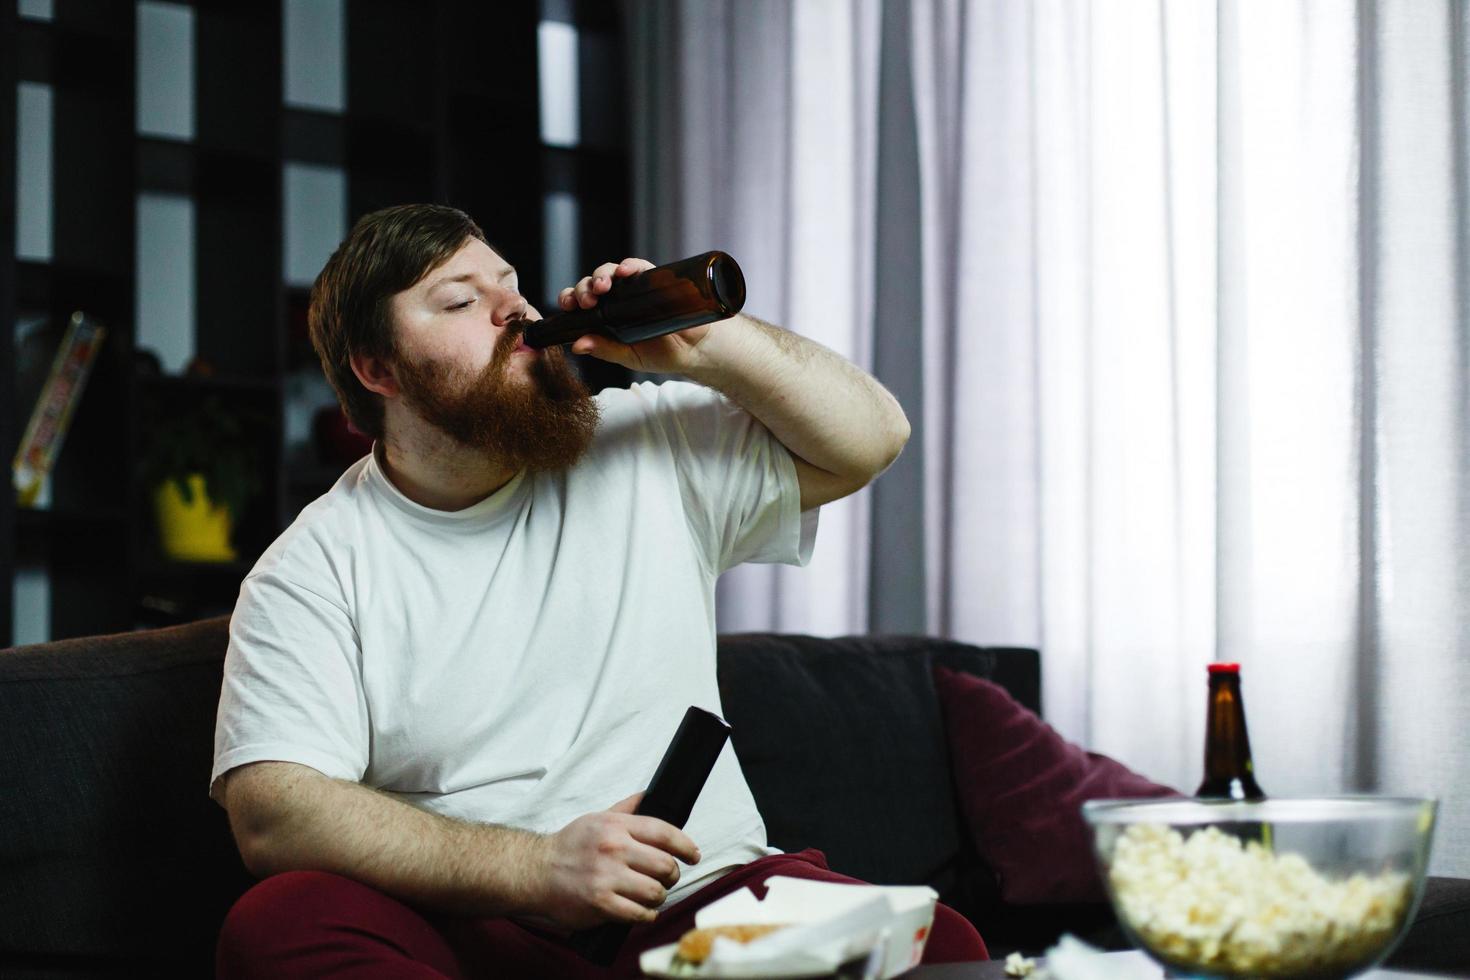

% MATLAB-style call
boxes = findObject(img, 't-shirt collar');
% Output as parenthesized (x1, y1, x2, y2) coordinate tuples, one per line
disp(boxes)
(365, 440, 529, 527)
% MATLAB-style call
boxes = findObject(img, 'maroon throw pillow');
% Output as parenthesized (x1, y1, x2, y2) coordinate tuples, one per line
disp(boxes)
(933, 665, 1180, 905)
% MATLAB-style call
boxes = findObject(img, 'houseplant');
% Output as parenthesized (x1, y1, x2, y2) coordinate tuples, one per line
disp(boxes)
(140, 393, 267, 562)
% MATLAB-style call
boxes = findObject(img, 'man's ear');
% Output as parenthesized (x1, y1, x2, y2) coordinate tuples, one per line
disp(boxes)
(350, 352, 399, 398)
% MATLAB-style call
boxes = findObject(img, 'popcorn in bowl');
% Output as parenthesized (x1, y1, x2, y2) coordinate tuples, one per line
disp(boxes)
(1083, 797, 1437, 980)
(1108, 824, 1409, 977)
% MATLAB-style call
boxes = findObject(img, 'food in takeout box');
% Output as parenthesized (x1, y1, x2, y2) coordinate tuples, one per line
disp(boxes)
(640, 877, 937, 978)
(673, 924, 792, 969)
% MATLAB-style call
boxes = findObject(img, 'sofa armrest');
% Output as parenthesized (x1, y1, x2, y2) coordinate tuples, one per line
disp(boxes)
(0, 615, 247, 975)
(1385, 875, 1470, 976)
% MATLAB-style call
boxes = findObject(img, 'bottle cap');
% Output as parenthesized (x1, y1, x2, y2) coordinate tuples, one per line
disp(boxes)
(1207, 662, 1241, 674)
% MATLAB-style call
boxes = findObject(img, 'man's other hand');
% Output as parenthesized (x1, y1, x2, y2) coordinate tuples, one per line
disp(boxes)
(532, 792, 702, 929)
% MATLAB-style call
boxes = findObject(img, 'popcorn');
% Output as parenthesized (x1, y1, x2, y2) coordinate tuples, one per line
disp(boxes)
(1107, 824, 1410, 977)
(1004, 951, 1038, 976)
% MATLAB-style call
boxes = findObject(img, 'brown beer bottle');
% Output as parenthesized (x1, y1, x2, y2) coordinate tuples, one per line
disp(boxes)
(1196, 663, 1266, 800)
(523, 251, 746, 349)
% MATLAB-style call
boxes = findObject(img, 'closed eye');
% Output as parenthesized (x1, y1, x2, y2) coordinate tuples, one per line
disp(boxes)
(446, 298, 476, 311)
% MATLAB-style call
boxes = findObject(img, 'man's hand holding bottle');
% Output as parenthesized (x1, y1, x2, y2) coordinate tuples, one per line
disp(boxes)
(525, 251, 748, 373)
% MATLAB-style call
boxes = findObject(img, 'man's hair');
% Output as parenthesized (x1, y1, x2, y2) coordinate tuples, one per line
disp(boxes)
(308, 203, 488, 440)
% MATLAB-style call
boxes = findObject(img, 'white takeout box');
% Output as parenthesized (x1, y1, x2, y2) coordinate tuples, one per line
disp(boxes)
(639, 877, 938, 979)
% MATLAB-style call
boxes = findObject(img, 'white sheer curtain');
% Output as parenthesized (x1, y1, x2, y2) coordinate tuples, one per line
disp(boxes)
(626, 0, 1470, 876)
(625, 0, 881, 635)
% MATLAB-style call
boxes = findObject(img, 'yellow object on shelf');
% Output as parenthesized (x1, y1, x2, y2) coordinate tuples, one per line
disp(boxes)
(153, 474, 237, 562)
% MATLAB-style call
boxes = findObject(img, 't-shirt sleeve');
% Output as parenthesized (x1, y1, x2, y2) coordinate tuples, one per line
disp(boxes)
(640, 380, 819, 574)
(211, 570, 369, 797)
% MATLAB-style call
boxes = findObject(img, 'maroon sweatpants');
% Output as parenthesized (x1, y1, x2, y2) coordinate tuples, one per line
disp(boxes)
(217, 848, 987, 978)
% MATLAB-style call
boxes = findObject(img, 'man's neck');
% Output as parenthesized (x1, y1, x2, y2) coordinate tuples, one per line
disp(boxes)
(378, 414, 519, 512)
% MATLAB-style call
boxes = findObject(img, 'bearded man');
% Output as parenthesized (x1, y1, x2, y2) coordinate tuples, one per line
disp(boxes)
(210, 204, 987, 977)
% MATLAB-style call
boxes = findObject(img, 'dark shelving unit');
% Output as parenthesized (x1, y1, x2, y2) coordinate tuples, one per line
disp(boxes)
(1, 0, 16, 648)
(15, 1, 139, 642)
(4, 0, 633, 646)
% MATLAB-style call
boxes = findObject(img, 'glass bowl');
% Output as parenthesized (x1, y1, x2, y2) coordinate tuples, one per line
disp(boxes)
(1081, 797, 1437, 980)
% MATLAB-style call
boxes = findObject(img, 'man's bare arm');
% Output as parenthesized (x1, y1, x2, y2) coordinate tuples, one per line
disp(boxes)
(677, 313, 911, 510)
(217, 761, 700, 928)
(561, 260, 911, 511)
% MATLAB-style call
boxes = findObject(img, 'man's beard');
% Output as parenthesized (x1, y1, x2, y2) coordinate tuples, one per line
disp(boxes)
(393, 321, 601, 472)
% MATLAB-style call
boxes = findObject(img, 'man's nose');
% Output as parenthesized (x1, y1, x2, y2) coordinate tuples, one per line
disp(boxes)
(492, 296, 529, 327)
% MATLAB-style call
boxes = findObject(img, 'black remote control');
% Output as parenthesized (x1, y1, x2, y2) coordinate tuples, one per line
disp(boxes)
(568, 706, 732, 965)
(633, 706, 732, 827)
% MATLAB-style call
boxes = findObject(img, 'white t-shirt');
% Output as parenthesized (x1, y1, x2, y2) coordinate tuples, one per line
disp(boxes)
(211, 380, 818, 904)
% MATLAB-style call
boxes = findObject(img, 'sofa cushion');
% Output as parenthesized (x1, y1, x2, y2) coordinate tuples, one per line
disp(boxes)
(716, 633, 1040, 896)
(0, 616, 249, 976)
(934, 665, 1179, 905)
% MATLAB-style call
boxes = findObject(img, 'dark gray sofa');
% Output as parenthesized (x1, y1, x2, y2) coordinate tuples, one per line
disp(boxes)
(1, 618, 1466, 977)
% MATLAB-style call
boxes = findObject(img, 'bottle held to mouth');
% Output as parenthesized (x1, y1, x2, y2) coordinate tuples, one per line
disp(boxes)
(1196, 662, 1266, 801)
(522, 251, 746, 350)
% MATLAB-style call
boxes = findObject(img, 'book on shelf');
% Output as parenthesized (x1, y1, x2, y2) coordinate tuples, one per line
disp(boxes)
(12, 312, 108, 509)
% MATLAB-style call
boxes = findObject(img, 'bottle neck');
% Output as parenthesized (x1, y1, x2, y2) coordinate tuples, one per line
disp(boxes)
(1199, 674, 1265, 800)
(521, 306, 606, 349)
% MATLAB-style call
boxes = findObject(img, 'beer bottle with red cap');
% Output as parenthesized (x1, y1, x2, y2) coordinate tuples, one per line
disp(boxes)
(1196, 662, 1266, 800)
